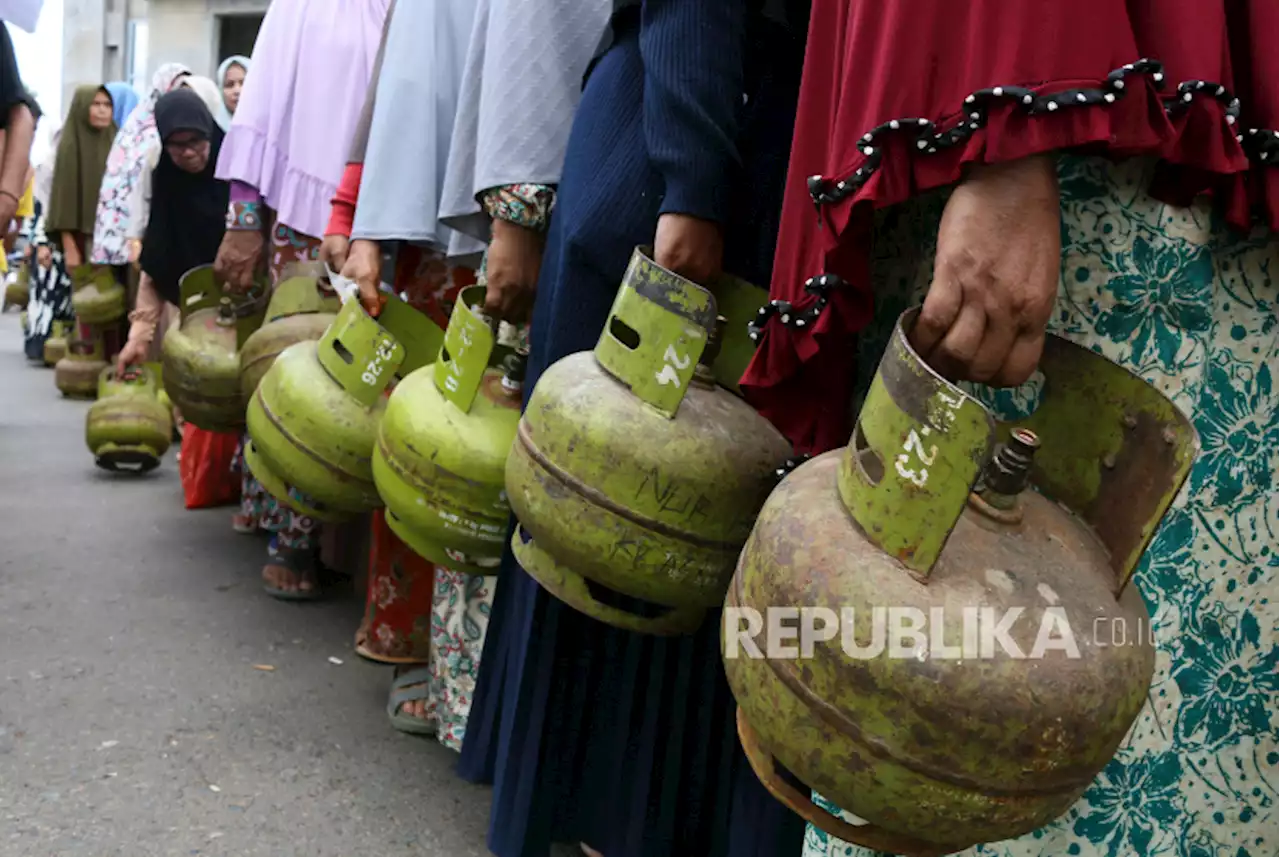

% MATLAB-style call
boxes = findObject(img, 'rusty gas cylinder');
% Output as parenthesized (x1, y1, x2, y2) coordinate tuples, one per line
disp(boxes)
(506, 247, 793, 636)
(725, 309, 1199, 855)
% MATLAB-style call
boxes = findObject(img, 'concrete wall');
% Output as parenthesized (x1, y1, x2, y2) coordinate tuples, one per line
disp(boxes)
(61, 0, 268, 119)
(60, 0, 148, 116)
(146, 0, 269, 82)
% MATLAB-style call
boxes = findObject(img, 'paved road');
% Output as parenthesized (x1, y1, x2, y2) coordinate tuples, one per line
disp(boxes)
(0, 313, 500, 856)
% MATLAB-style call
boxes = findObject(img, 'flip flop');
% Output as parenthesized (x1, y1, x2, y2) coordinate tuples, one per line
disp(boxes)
(263, 545, 323, 602)
(386, 667, 438, 736)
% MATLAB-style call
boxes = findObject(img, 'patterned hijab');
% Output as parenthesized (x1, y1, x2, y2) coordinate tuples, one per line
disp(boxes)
(90, 62, 191, 265)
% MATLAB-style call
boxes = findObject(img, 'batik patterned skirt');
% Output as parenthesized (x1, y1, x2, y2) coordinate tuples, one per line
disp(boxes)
(803, 156, 1277, 857)
(233, 221, 324, 548)
(353, 243, 495, 751)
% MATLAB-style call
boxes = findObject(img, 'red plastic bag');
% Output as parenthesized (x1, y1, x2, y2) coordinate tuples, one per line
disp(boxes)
(180, 424, 242, 509)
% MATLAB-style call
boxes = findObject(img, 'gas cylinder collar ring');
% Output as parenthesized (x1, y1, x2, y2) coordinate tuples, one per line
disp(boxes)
(501, 348, 529, 397)
(971, 427, 1041, 523)
(216, 290, 266, 326)
(691, 315, 729, 387)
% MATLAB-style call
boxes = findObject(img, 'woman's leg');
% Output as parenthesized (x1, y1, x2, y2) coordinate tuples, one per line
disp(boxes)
(255, 219, 326, 595)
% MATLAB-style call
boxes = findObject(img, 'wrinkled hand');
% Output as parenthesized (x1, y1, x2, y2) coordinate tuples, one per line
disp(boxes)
(913, 156, 1060, 387)
(116, 337, 148, 376)
(654, 212, 724, 285)
(483, 219, 543, 324)
(340, 239, 384, 316)
(319, 234, 350, 272)
(213, 229, 265, 294)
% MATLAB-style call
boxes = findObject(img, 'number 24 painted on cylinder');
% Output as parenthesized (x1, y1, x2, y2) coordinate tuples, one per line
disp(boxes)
(653, 344, 690, 387)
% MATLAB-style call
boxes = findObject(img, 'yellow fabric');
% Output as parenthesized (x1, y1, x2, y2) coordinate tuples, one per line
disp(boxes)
(16, 176, 33, 218)
(0, 178, 35, 273)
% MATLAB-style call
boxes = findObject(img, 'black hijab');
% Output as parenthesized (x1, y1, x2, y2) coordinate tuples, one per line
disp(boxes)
(139, 88, 229, 304)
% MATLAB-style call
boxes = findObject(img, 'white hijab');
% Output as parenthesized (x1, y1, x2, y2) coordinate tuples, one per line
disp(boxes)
(183, 76, 227, 129)
(214, 55, 250, 131)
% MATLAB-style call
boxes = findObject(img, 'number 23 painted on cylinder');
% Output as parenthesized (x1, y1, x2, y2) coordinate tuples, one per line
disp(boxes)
(895, 427, 936, 488)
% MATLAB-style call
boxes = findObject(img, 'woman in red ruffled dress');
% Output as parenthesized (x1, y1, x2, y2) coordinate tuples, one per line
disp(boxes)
(740, 1, 1278, 855)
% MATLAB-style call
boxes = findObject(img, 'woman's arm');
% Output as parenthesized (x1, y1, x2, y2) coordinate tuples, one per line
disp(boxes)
(0, 103, 33, 224)
(638, 0, 746, 227)
(61, 231, 82, 268)
(126, 271, 163, 344)
(477, 183, 555, 323)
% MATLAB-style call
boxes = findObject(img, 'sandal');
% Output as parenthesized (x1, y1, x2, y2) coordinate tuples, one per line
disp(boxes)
(263, 545, 323, 602)
(386, 667, 437, 736)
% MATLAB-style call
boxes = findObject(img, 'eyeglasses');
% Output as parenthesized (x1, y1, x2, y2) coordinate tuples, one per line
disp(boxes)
(165, 136, 207, 155)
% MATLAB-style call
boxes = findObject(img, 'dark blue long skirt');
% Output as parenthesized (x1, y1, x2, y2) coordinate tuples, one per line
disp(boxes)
(458, 16, 806, 857)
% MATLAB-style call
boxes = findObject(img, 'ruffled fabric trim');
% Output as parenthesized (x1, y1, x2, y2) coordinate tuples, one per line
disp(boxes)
(215, 124, 337, 242)
(740, 61, 1278, 454)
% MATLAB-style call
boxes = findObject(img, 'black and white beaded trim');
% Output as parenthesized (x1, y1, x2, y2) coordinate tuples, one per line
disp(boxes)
(774, 454, 813, 480)
(748, 274, 844, 343)
(808, 60, 1156, 207)
(749, 59, 1278, 346)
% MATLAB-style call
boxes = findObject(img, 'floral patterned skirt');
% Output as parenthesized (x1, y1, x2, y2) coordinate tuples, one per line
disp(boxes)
(802, 156, 1277, 857)
(361, 242, 492, 752)
(235, 221, 324, 549)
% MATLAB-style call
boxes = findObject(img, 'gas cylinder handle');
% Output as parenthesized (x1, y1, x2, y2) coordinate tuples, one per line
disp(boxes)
(315, 298, 408, 409)
(373, 293, 445, 378)
(840, 309, 1199, 596)
(69, 333, 105, 361)
(1007, 335, 1198, 597)
(101, 363, 155, 390)
(433, 284, 497, 415)
(176, 264, 222, 320)
(838, 310, 997, 580)
(593, 246, 718, 420)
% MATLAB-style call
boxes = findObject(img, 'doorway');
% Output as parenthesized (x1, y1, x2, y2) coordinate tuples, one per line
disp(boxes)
(217, 14, 265, 64)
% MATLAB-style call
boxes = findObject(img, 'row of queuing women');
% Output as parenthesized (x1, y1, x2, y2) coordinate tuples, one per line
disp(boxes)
(9, 0, 1279, 856)
(10, 53, 247, 371)
(75, 3, 819, 856)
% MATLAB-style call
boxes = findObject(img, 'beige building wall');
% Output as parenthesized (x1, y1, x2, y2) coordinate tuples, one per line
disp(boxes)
(146, 0, 269, 81)
(62, 0, 267, 116)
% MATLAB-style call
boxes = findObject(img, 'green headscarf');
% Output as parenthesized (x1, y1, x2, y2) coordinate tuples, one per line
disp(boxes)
(46, 85, 117, 236)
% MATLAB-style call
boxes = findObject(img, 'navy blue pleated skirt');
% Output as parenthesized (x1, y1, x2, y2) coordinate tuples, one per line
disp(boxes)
(458, 15, 806, 857)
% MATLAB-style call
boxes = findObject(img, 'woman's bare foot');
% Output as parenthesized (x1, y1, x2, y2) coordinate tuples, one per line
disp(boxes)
(232, 513, 256, 534)
(391, 665, 432, 722)
(262, 547, 319, 598)
(262, 561, 316, 595)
